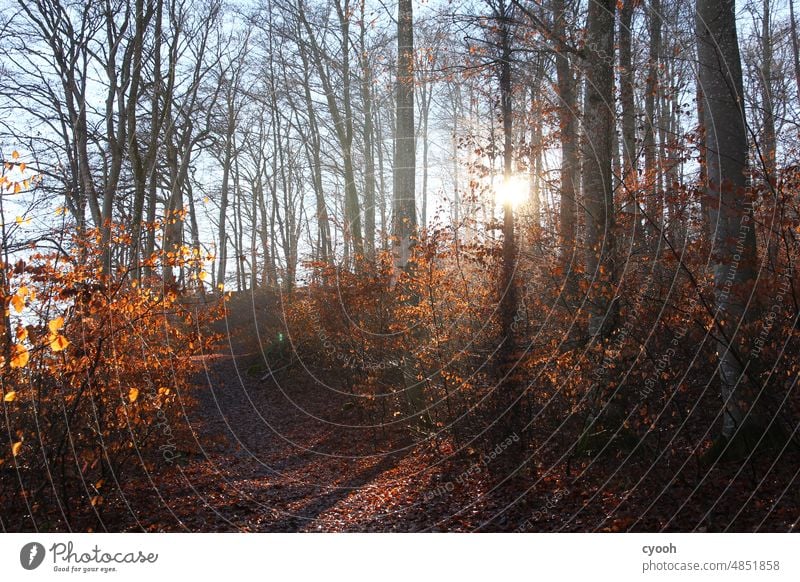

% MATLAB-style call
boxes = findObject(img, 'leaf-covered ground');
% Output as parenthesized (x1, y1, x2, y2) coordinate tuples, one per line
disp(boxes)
(98, 355, 799, 533)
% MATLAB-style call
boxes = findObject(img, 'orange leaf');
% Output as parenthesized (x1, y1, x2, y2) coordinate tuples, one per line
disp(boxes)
(9, 344, 29, 369)
(11, 150, 19, 160)
(49, 334, 69, 352)
(128, 388, 139, 403)
(3, 391, 16, 402)
(48, 316, 64, 333)
(10, 293, 24, 313)
(11, 441, 22, 456)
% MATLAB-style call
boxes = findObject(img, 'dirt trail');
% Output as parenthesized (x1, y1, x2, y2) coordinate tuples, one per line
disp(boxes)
(113, 354, 799, 533)
(125, 355, 472, 532)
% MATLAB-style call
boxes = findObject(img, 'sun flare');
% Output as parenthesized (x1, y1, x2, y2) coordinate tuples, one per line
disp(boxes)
(496, 176, 530, 209)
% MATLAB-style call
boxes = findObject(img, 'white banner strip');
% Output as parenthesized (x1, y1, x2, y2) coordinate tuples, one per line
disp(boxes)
(1, 533, 797, 581)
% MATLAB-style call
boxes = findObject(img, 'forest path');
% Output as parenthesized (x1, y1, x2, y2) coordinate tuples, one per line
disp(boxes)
(131, 354, 471, 532)
(117, 353, 799, 532)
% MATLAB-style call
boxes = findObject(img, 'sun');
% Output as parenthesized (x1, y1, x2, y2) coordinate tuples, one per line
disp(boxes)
(496, 175, 529, 209)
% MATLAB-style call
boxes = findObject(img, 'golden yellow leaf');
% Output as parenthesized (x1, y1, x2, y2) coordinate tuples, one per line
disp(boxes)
(9, 344, 29, 369)
(11, 293, 24, 313)
(15, 215, 23, 224)
(3, 391, 16, 402)
(11, 441, 22, 456)
(19, 162, 26, 172)
(48, 316, 64, 333)
(128, 388, 139, 403)
(11, 150, 19, 160)
(49, 334, 69, 352)
(198, 270, 209, 282)
(13, 182, 20, 194)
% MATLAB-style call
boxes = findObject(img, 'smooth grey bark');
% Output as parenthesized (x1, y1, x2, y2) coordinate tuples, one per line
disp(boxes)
(582, 0, 616, 329)
(552, 0, 578, 266)
(696, 0, 760, 440)
(415, 31, 436, 230)
(644, 0, 662, 231)
(360, 0, 376, 260)
(394, 0, 428, 427)
(216, 80, 237, 287)
(759, 0, 777, 183)
(619, 0, 637, 193)
(394, 0, 416, 270)
(529, 90, 543, 222)
(498, 0, 517, 356)
(789, 0, 800, 98)
(419, 75, 432, 229)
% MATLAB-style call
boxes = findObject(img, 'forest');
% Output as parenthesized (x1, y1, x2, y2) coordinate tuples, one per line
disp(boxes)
(0, 0, 799, 533)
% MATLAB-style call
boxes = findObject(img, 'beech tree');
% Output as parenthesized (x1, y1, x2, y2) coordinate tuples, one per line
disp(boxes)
(696, 0, 764, 451)
(581, 0, 616, 335)
(393, 0, 416, 270)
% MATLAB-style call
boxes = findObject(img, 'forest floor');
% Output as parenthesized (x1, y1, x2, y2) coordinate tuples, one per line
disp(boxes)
(116, 353, 533, 532)
(105, 352, 799, 533)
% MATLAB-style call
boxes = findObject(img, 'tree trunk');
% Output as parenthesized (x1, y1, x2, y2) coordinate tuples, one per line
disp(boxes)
(644, 0, 662, 232)
(696, 0, 761, 447)
(499, 5, 516, 357)
(619, 0, 637, 195)
(394, 0, 427, 427)
(582, 0, 616, 335)
(360, 1, 376, 260)
(552, 0, 578, 268)
(394, 0, 416, 270)
(216, 86, 236, 287)
(789, 0, 800, 98)
(759, 0, 776, 184)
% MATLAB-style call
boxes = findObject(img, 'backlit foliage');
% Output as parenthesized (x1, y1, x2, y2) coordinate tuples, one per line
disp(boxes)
(1, 230, 223, 527)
